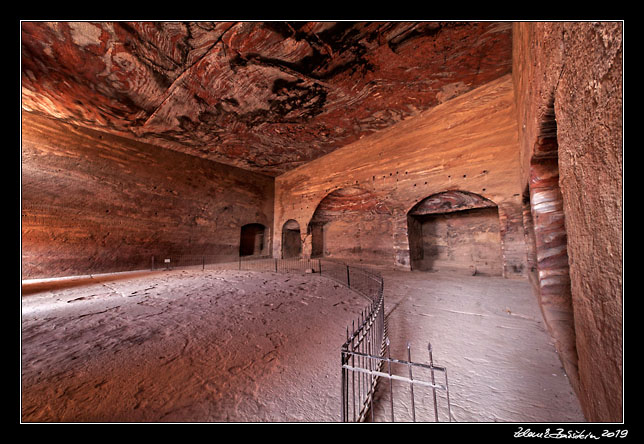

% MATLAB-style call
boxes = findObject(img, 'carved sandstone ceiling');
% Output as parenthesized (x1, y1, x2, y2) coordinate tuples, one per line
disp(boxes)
(21, 21, 512, 176)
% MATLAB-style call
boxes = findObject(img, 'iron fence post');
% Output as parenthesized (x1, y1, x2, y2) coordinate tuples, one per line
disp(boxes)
(386, 338, 394, 422)
(341, 350, 346, 422)
(428, 342, 438, 422)
(407, 342, 416, 422)
(445, 368, 452, 422)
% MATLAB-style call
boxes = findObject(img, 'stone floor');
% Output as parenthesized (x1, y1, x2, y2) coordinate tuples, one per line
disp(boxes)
(21, 269, 366, 422)
(21, 266, 585, 423)
(372, 268, 585, 422)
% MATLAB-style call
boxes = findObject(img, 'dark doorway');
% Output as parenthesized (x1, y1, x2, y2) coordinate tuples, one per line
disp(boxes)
(239, 223, 266, 257)
(309, 223, 325, 258)
(282, 220, 302, 258)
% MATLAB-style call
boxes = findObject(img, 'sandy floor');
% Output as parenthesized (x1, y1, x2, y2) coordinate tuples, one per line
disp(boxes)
(21, 267, 584, 423)
(374, 269, 585, 423)
(21, 269, 367, 422)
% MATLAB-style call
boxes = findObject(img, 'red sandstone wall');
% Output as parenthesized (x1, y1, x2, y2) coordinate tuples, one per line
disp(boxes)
(308, 187, 393, 265)
(274, 75, 527, 278)
(413, 207, 503, 276)
(22, 112, 274, 279)
(513, 22, 623, 422)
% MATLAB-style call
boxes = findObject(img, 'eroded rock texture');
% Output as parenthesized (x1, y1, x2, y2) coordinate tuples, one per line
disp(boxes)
(308, 186, 393, 264)
(274, 76, 526, 278)
(20, 20, 622, 424)
(408, 191, 502, 275)
(528, 157, 578, 394)
(22, 21, 512, 175)
(408, 190, 496, 216)
(22, 112, 274, 278)
(513, 22, 623, 422)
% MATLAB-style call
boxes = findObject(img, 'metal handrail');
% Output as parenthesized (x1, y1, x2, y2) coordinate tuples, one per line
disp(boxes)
(90, 253, 444, 422)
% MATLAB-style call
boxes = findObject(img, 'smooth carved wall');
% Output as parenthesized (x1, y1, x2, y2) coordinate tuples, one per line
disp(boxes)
(308, 186, 393, 265)
(22, 111, 274, 279)
(407, 190, 502, 275)
(513, 22, 623, 422)
(274, 74, 527, 279)
(410, 207, 503, 276)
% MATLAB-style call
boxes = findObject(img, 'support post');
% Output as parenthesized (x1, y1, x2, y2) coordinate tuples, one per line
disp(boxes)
(407, 342, 416, 422)
(428, 342, 438, 422)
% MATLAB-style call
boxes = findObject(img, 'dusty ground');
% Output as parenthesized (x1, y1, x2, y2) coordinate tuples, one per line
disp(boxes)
(21, 267, 584, 423)
(374, 269, 585, 422)
(21, 269, 366, 422)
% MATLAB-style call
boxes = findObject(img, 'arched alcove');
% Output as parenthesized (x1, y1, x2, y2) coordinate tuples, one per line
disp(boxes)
(281, 219, 302, 259)
(406, 190, 502, 275)
(239, 223, 267, 257)
(307, 186, 392, 263)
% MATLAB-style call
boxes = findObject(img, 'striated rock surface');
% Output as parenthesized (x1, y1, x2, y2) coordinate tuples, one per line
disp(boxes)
(22, 111, 274, 279)
(408, 190, 496, 215)
(408, 191, 502, 275)
(513, 22, 623, 422)
(22, 21, 512, 176)
(308, 186, 393, 263)
(273, 76, 526, 277)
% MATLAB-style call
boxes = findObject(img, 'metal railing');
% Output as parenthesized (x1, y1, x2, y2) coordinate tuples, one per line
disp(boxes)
(149, 254, 323, 273)
(332, 262, 452, 422)
(318, 260, 384, 302)
(148, 254, 384, 301)
(347, 340, 452, 422)
(340, 282, 386, 422)
(143, 254, 450, 422)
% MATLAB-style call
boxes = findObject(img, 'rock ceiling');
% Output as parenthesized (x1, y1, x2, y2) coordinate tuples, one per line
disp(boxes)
(21, 21, 513, 176)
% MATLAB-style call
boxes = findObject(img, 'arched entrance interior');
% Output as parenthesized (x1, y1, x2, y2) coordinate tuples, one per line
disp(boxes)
(282, 219, 302, 258)
(308, 186, 392, 263)
(239, 223, 267, 257)
(407, 190, 502, 275)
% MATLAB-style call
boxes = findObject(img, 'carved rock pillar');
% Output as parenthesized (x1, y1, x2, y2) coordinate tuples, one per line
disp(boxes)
(392, 210, 411, 270)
